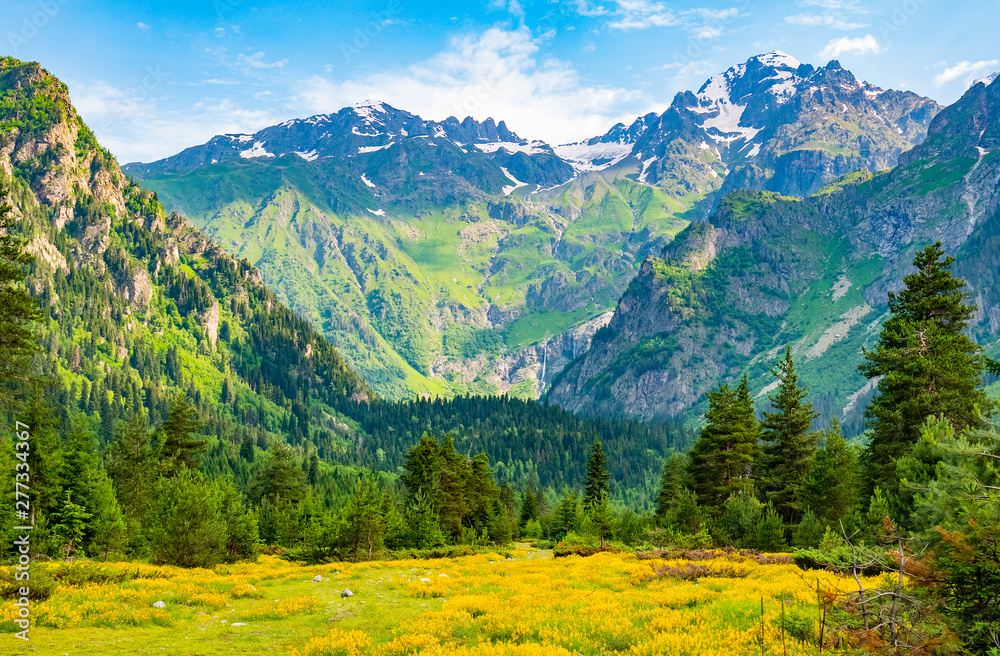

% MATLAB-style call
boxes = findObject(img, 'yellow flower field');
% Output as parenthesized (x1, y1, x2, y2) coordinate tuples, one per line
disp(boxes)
(0, 545, 880, 655)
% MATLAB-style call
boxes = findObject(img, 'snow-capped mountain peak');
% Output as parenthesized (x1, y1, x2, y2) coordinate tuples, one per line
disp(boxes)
(753, 51, 802, 70)
(972, 72, 999, 88)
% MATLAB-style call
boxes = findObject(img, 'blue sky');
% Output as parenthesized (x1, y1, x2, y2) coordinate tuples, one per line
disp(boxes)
(4, 0, 999, 162)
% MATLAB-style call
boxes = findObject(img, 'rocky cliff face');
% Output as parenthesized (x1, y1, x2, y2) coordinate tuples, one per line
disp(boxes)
(548, 75, 1000, 428)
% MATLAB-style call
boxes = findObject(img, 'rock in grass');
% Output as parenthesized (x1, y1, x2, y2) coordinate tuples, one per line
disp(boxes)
(231, 623, 248, 626)
(341, 589, 353, 598)
(153, 601, 165, 608)
(313, 575, 322, 582)
(419, 578, 432, 582)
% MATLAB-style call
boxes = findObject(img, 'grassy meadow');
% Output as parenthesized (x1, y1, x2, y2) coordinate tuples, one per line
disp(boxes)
(1, 544, 881, 655)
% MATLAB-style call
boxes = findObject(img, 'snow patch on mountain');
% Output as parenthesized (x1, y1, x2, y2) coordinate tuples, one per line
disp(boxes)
(360, 173, 376, 189)
(358, 143, 393, 154)
(295, 150, 319, 162)
(474, 141, 547, 155)
(239, 141, 274, 159)
(973, 72, 999, 87)
(755, 51, 801, 69)
(352, 100, 388, 123)
(552, 140, 632, 174)
(500, 167, 528, 196)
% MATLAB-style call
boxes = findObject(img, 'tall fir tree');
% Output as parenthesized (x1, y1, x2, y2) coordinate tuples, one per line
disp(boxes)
(859, 242, 990, 500)
(0, 185, 43, 414)
(583, 439, 610, 509)
(345, 472, 387, 561)
(688, 375, 758, 513)
(158, 393, 207, 473)
(655, 453, 690, 521)
(800, 420, 860, 528)
(757, 346, 820, 523)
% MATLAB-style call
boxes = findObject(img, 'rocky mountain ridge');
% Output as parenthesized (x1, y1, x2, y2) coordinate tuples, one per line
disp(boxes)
(547, 73, 1000, 429)
(124, 52, 942, 403)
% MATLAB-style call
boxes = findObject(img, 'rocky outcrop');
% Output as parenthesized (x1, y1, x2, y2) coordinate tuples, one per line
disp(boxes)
(434, 311, 614, 396)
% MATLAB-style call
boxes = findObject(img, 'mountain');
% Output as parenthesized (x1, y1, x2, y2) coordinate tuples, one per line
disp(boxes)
(547, 73, 1000, 430)
(125, 52, 940, 403)
(549, 52, 939, 207)
(1, 56, 684, 499)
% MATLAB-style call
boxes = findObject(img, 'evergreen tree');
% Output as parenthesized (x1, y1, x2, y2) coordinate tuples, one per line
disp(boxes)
(239, 433, 255, 462)
(87, 469, 126, 561)
(50, 491, 91, 560)
(465, 453, 497, 532)
(158, 393, 207, 473)
(583, 439, 610, 509)
(587, 491, 614, 549)
(551, 489, 579, 540)
(519, 488, 538, 524)
(688, 376, 758, 513)
(437, 435, 469, 537)
(655, 453, 689, 522)
(800, 420, 860, 528)
(105, 413, 159, 544)
(345, 472, 386, 560)
(148, 470, 227, 568)
(860, 242, 990, 499)
(757, 346, 819, 523)
(249, 442, 306, 503)
(217, 479, 260, 563)
(401, 433, 442, 505)
(0, 185, 43, 413)
(407, 488, 444, 549)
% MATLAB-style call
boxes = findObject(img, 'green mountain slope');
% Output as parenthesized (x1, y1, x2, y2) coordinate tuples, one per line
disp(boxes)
(548, 74, 1000, 430)
(128, 54, 937, 403)
(1, 56, 684, 501)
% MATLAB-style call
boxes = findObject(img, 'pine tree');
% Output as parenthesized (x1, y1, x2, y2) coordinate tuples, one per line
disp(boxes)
(249, 442, 306, 503)
(859, 242, 990, 500)
(345, 472, 386, 560)
(551, 489, 579, 540)
(587, 491, 614, 549)
(437, 435, 469, 537)
(800, 420, 860, 528)
(158, 393, 207, 473)
(688, 376, 758, 513)
(50, 490, 92, 560)
(401, 433, 442, 504)
(655, 453, 689, 521)
(239, 433, 255, 462)
(583, 439, 610, 509)
(0, 185, 43, 414)
(147, 469, 227, 568)
(519, 488, 538, 524)
(87, 469, 126, 561)
(758, 346, 819, 523)
(105, 413, 160, 538)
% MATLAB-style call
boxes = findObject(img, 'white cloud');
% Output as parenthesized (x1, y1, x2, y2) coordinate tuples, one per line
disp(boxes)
(68, 80, 287, 163)
(136, 22, 150, 31)
(574, 0, 608, 17)
(800, 0, 864, 10)
(818, 34, 881, 60)
(692, 25, 722, 39)
(236, 51, 288, 71)
(784, 13, 866, 29)
(933, 59, 1000, 87)
(295, 27, 640, 146)
(608, 0, 679, 30)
